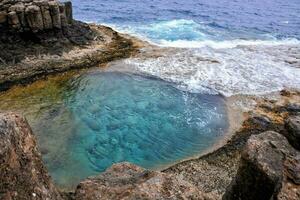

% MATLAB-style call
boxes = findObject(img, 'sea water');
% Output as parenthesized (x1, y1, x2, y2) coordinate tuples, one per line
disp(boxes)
(0, 71, 227, 188)
(2, 0, 300, 188)
(72, 0, 300, 96)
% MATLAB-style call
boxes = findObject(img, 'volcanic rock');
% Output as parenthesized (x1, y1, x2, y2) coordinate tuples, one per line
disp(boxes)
(0, 0, 73, 32)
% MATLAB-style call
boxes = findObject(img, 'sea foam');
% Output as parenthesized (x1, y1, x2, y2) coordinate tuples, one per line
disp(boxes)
(125, 43, 300, 96)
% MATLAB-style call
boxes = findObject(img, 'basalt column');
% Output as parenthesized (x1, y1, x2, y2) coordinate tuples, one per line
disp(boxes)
(0, 0, 73, 33)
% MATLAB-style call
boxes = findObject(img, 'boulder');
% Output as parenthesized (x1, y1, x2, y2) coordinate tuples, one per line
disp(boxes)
(285, 115, 300, 150)
(0, 112, 62, 200)
(223, 131, 300, 200)
(74, 162, 211, 200)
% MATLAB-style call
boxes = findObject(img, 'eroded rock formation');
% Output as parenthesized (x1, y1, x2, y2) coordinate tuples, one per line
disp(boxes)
(0, 112, 62, 200)
(223, 131, 300, 200)
(285, 115, 300, 150)
(0, 0, 73, 33)
(74, 162, 213, 200)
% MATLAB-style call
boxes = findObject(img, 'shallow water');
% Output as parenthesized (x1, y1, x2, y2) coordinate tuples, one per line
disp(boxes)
(0, 71, 228, 188)
(1, 0, 299, 189)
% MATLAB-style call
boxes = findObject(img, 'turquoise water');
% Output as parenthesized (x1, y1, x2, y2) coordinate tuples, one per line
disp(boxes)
(72, 0, 300, 97)
(54, 72, 227, 186)
(0, 71, 228, 187)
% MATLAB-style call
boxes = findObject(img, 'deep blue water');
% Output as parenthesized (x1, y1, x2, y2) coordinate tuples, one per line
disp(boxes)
(72, 0, 300, 41)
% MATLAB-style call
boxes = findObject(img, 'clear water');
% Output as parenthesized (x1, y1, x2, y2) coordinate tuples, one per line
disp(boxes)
(0, 71, 228, 188)
(1, 0, 299, 189)
(72, 0, 300, 96)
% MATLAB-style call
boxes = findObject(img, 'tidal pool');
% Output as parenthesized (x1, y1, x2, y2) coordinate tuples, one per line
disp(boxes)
(0, 71, 228, 188)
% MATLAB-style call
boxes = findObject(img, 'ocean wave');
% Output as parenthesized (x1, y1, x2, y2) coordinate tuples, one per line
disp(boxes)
(104, 19, 300, 96)
(125, 44, 300, 96)
(158, 38, 300, 49)
(104, 19, 300, 49)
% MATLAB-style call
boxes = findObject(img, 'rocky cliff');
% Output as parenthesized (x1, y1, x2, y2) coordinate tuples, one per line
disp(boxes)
(0, 0, 139, 91)
(0, 0, 73, 33)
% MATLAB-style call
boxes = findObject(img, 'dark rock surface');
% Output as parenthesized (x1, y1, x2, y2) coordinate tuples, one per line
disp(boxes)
(0, 112, 62, 200)
(0, 0, 139, 91)
(223, 131, 289, 199)
(74, 162, 213, 200)
(285, 115, 300, 150)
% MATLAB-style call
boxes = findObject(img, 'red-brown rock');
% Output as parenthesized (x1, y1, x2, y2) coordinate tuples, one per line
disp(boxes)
(0, 112, 62, 200)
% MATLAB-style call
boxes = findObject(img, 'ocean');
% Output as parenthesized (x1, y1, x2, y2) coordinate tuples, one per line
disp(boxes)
(72, 0, 300, 96)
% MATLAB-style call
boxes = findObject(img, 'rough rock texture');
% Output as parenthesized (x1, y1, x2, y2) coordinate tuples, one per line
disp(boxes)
(223, 131, 300, 200)
(0, 24, 138, 91)
(0, 91, 299, 200)
(165, 90, 300, 199)
(0, 112, 62, 200)
(0, 0, 139, 91)
(74, 162, 214, 200)
(0, 0, 73, 32)
(285, 115, 300, 150)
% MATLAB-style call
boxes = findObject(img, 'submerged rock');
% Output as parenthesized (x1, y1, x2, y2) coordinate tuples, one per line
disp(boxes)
(0, 112, 62, 200)
(223, 131, 300, 200)
(74, 162, 213, 200)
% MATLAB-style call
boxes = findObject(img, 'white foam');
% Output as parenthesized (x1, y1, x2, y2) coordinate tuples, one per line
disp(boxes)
(125, 43, 300, 96)
(158, 38, 300, 49)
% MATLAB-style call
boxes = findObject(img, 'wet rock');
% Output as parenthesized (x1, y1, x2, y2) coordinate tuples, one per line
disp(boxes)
(0, 112, 62, 200)
(74, 162, 211, 200)
(223, 131, 300, 200)
(285, 116, 300, 150)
